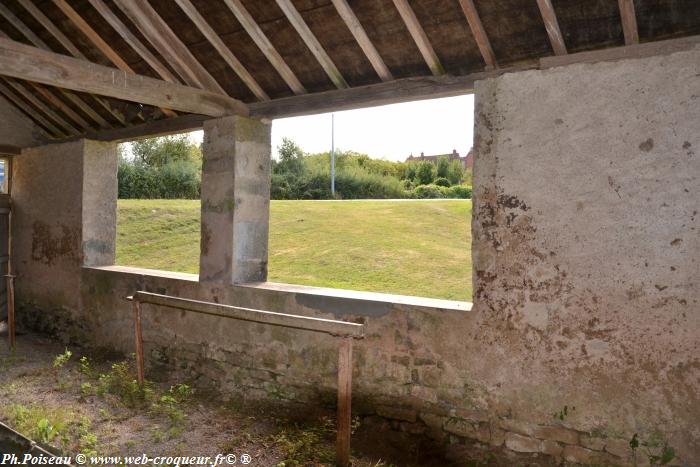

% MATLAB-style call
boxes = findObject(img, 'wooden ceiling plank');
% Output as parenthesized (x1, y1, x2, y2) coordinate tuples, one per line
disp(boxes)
(5, 79, 80, 135)
(330, 0, 392, 81)
(87, 0, 178, 84)
(222, 0, 306, 94)
(8, 1, 122, 127)
(275, 0, 348, 89)
(0, 16, 111, 129)
(536, 0, 567, 56)
(30, 83, 93, 130)
(113, 0, 226, 95)
(16, 0, 85, 58)
(391, 0, 444, 76)
(0, 80, 62, 137)
(52, 0, 132, 71)
(618, 0, 639, 45)
(173, 0, 269, 100)
(58, 90, 110, 129)
(457, 0, 497, 70)
(53, 0, 175, 119)
(0, 38, 249, 117)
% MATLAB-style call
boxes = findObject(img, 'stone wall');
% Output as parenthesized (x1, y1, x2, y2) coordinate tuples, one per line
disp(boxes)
(11, 47, 700, 465)
(0, 95, 45, 148)
(13, 139, 116, 339)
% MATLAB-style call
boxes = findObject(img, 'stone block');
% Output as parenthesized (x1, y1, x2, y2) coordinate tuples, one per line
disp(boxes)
(505, 432, 541, 453)
(540, 439, 563, 457)
(376, 405, 417, 422)
(490, 427, 506, 447)
(499, 418, 535, 437)
(444, 417, 476, 438)
(562, 445, 596, 464)
(532, 425, 580, 445)
(580, 434, 606, 451)
(605, 438, 632, 458)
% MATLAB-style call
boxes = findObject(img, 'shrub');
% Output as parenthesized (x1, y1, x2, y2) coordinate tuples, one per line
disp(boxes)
(448, 185, 473, 199)
(413, 184, 447, 199)
(434, 177, 451, 187)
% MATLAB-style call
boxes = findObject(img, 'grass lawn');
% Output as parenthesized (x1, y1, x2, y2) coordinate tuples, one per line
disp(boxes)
(116, 199, 472, 301)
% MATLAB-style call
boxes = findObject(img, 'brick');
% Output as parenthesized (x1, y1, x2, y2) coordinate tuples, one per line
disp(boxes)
(376, 405, 417, 423)
(532, 425, 580, 445)
(540, 439, 563, 457)
(505, 432, 541, 453)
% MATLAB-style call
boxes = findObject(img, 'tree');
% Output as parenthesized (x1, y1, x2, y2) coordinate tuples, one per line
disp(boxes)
(415, 161, 436, 186)
(274, 137, 305, 176)
(131, 134, 201, 168)
(446, 160, 465, 185)
(436, 156, 450, 178)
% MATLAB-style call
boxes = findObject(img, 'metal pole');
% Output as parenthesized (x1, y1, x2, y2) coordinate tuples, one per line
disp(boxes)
(133, 299, 145, 384)
(336, 337, 353, 467)
(330, 113, 335, 197)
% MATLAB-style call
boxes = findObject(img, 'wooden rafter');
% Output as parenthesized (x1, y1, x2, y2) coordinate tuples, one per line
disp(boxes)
(0, 81, 61, 137)
(4, 79, 80, 135)
(173, 0, 269, 100)
(222, 0, 306, 94)
(87, 0, 178, 84)
(16, 0, 83, 58)
(30, 83, 92, 130)
(53, 0, 175, 119)
(457, 0, 497, 70)
(618, 0, 639, 45)
(275, 0, 348, 89)
(0, 38, 248, 117)
(391, 0, 444, 75)
(0, 4, 94, 131)
(113, 0, 225, 95)
(330, 0, 392, 81)
(536, 0, 567, 56)
(11, 0, 122, 127)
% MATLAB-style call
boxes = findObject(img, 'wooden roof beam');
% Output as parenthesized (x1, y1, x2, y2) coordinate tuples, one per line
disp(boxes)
(618, 0, 639, 45)
(4, 79, 80, 135)
(173, 0, 269, 100)
(0, 80, 61, 138)
(52, 0, 173, 120)
(0, 38, 249, 117)
(87, 0, 179, 84)
(457, 0, 497, 70)
(536, 0, 567, 56)
(391, 0, 444, 76)
(12, 0, 122, 126)
(222, 0, 306, 94)
(275, 0, 348, 89)
(330, 0, 392, 81)
(113, 0, 225, 95)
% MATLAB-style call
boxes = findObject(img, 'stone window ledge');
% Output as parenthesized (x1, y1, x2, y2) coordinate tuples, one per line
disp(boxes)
(85, 265, 472, 312)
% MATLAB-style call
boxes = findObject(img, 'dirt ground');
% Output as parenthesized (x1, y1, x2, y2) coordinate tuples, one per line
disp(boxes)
(0, 329, 469, 467)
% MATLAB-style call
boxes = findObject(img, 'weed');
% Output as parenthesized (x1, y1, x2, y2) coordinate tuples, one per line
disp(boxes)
(78, 356, 93, 378)
(53, 349, 73, 368)
(630, 432, 677, 466)
(272, 416, 336, 466)
(2, 404, 70, 445)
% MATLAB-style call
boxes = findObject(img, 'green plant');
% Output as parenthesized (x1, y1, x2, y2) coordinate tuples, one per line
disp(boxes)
(434, 177, 451, 187)
(448, 185, 472, 199)
(78, 356, 93, 377)
(53, 349, 73, 368)
(415, 161, 436, 186)
(630, 433, 676, 466)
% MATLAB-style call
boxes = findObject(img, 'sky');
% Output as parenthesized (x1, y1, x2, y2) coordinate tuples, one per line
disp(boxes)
(182, 94, 474, 162)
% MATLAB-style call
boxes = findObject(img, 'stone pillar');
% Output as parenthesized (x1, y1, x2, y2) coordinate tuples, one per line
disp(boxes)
(199, 115, 271, 284)
(12, 139, 117, 338)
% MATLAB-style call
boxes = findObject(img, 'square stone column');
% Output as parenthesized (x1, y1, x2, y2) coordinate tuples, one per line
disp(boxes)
(12, 139, 117, 332)
(199, 115, 272, 284)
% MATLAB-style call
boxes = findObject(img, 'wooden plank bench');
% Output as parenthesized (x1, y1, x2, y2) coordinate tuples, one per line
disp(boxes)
(127, 291, 365, 467)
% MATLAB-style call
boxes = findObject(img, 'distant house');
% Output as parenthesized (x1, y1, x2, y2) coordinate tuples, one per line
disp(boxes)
(406, 149, 473, 170)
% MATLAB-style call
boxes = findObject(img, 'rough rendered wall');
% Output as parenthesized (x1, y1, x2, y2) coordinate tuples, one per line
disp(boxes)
(13, 140, 116, 338)
(472, 47, 699, 460)
(0, 95, 45, 147)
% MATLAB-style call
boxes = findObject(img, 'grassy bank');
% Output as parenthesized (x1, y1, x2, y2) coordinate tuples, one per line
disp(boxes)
(116, 199, 472, 300)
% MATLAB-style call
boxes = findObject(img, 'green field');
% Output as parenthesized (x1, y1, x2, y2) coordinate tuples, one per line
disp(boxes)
(116, 199, 472, 300)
